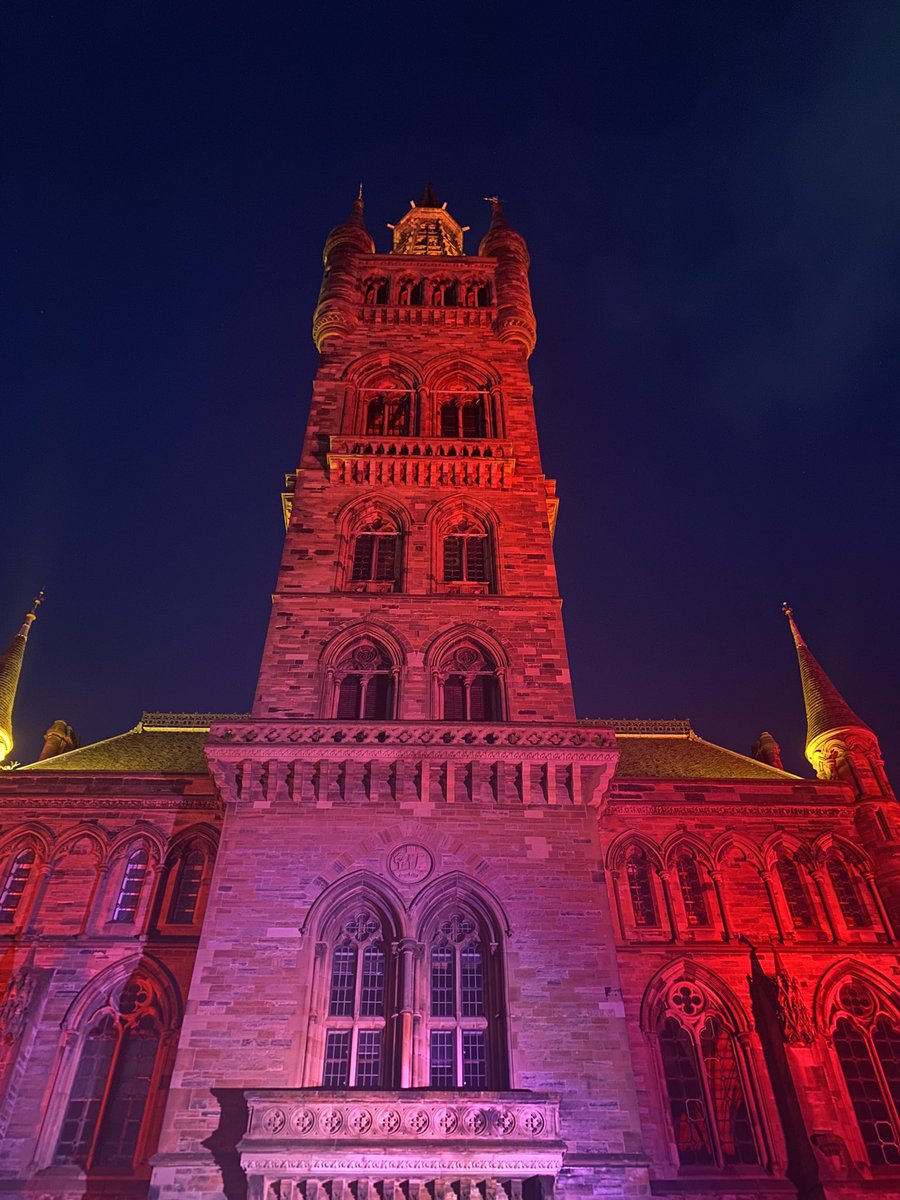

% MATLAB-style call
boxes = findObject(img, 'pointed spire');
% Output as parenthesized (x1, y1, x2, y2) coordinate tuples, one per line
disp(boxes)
(417, 181, 441, 208)
(0, 591, 43, 762)
(782, 603, 871, 746)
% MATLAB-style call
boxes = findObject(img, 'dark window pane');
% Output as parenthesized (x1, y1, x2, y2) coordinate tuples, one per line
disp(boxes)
(323, 1031, 351, 1088)
(113, 849, 149, 924)
(676, 855, 710, 926)
(626, 852, 658, 926)
(464, 537, 488, 582)
(430, 1030, 455, 1088)
(54, 1017, 118, 1165)
(329, 942, 358, 1016)
(468, 675, 499, 722)
(337, 676, 362, 720)
(834, 1016, 900, 1165)
(168, 850, 203, 924)
(355, 1030, 382, 1087)
(351, 535, 375, 581)
(374, 536, 398, 582)
(443, 536, 464, 582)
(699, 1016, 758, 1164)
(828, 858, 871, 928)
(443, 676, 466, 721)
(431, 944, 455, 1017)
(0, 848, 35, 924)
(461, 400, 485, 438)
(776, 857, 814, 927)
(93, 1015, 160, 1167)
(365, 401, 384, 434)
(658, 1016, 715, 1166)
(362, 673, 391, 719)
(440, 402, 459, 438)
(359, 945, 385, 1017)
(460, 942, 485, 1017)
(874, 1017, 900, 1118)
(386, 399, 409, 436)
(462, 1030, 487, 1089)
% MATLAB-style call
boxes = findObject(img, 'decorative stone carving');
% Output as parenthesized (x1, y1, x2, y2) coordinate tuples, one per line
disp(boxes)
(388, 844, 434, 885)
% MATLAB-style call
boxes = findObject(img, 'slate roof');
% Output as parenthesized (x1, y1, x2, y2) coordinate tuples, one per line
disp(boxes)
(20, 714, 798, 783)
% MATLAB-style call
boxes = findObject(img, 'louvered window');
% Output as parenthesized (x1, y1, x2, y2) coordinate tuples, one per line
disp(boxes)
(0, 848, 35, 924)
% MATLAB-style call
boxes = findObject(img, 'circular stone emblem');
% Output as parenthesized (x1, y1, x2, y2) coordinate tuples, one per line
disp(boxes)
(404, 1107, 431, 1135)
(290, 1107, 316, 1134)
(378, 1107, 402, 1134)
(347, 1107, 373, 1135)
(320, 1107, 343, 1135)
(521, 1108, 545, 1136)
(387, 843, 434, 885)
(463, 1107, 488, 1135)
(260, 1107, 286, 1134)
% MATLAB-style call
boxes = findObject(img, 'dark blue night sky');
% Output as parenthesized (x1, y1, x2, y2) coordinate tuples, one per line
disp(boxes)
(3, 2, 899, 775)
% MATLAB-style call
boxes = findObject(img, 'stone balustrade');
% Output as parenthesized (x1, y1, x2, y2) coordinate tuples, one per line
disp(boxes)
(326, 437, 515, 490)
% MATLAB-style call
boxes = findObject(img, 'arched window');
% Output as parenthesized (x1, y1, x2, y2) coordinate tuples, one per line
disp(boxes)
(54, 975, 165, 1170)
(826, 855, 872, 928)
(167, 844, 205, 925)
(675, 854, 711, 928)
(775, 855, 815, 928)
(439, 394, 487, 438)
(363, 277, 389, 305)
(361, 386, 412, 436)
(322, 907, 393, 1088)
(333, 639, 396, 720)
(112, 847, 150, 924)
(432, 280, 458, 307)
(441, 513, 493, 592)
(831, 980, 900, 1164)
(0, 847, 36, 924)
(426, 910, 498, 1089)
(346, 511, 402, 593)
(656, 981, 759, 1167)
(436, 640, 503, 722)
(625, 848, 659, 927)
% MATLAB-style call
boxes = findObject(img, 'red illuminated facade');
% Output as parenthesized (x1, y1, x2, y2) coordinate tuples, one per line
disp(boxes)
(0, 189, 899, 1200)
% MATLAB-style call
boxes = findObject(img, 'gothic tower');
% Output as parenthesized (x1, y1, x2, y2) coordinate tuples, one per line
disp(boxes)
(150, 190, 644, 1199)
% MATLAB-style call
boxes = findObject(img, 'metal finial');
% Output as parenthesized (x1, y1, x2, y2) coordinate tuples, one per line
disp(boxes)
(781, 601, 793, 619)
(483, 195, 502, 205)
(357, 181, 363, 201)
(28, 590, 44, 618)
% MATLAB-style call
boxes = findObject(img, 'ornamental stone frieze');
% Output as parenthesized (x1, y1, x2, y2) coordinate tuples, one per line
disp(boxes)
(205, 721, 618, 808)
(326, 437, 515, 490)
(239, 1090, 564, 1184)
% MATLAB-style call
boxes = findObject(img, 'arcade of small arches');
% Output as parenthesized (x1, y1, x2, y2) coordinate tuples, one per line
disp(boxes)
(300, 875, 509, 1092)
(321, 626, 506, 723)
(607, 834, 893, 945)
(361, 274, 492, 311)
(340, 498, 497, 596)
(642, 960, 900, 1172)
(342, 358, 504, 442)
(0, 823, 217, 937)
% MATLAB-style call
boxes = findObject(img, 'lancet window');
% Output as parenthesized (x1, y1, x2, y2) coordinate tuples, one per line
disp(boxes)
(831, 980, 900, 1164)
(436, 640, 503, 722)
(332, 639, 396, 721)
(167, 843, 205, 925)
(625, 848, 659, 927)
(362, 277, 389, 305)
(439, 394, 488, 438)
(826, 855, 872, 928)
(675, 854, 711, 928)
(322, 908, 391, 1088)
(432, 279, 458, 307)
(655, 981, 759, 1168)
(775, 855, 815, 928)
(427, 911, 494, 1089)
(347, 512, 402, 593)
(463, 280, 492, 307)
(441, 513, 492, 591)
(0, 846, 36, 925)
(54, 975, 165, 1170)
(112, 847, 150, 924)
(362, 388, 412, 437)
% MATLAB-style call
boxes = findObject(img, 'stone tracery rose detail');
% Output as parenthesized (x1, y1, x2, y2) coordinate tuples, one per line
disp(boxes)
(289, 1107, 316, 1134)
(378, 1107, 402, 1134)
(260, 1107, 286, 1134)
(463, 1107, 488, 1135)
(347, 1107, 373, 1134)
(520, 1108, 545, 1135)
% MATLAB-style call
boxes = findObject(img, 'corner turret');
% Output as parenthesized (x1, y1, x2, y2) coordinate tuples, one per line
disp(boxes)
(0, 592, 43, 763)
(312, 190, 375, 351)
(478, 199, 536, 356)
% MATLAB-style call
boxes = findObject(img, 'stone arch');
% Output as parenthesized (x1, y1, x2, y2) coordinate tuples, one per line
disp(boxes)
(335, 494, 411, 594)
(302, 869, 407, 944)
(640, 957, 752, 1036)
(318, 622, 406, 721)
(424, 624, 509, 722)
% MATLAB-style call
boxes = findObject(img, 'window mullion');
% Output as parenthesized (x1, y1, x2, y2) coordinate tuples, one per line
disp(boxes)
(348, 1025, 359, 1087)
(868, 1023, 900, 1133)
(87, 1019, 124, 1168)
(694, 1025, 726, 1168)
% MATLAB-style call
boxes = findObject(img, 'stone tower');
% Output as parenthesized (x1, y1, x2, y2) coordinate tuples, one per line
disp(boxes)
(150, 190, 644, 1199)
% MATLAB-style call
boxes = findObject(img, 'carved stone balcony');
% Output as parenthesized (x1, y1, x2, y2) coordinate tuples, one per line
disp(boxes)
(205, 720, 619, 809)
(239, 1090, 563, 1199)
(327, 437, 515, 490)
(358, 304, 496, 331)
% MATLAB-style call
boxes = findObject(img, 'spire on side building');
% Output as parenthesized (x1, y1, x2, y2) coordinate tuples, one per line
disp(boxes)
(782, 602, 871, 746)
(0, 592, 43, 763)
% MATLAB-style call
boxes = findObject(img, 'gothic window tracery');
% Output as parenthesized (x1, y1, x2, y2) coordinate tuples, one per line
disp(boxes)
(322, 908, 392, 1088)
(675, 854, 711, 928)
(826, 855, 872, 928)
(655, 982, 760, 1168)
(166, 842, 206, 926)
(439, 393, 488, 438)
(440, 513, 493, 592)
(831, 980, 900, 1164)
(435, 640, 503, 722)
(362, 277, 389, 305)
(361, 387, 413, 437)
(0, 846, 36, 925)
(426, 910, 495, 1089)
(346, 511, 402, 593)
(332, 639, 396, 721)
(775, 855, 815, 929)
(54, 974, 166, 1170)
(431, 279, 458, 307)
(112, 847, 150, 924)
